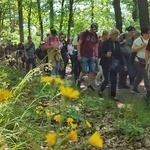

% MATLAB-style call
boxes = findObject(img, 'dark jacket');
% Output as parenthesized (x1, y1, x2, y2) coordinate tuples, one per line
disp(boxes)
(100, 38, 124, 68)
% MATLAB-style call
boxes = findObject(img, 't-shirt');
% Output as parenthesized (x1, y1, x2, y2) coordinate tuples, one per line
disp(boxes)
(79, 30, 98, 57)
(146, 39, 150, 52)
(72, 36, 78, 46)
(45, 35, 60, 48)
(134, 36, 148, 61)
(67, 44, 74, 55)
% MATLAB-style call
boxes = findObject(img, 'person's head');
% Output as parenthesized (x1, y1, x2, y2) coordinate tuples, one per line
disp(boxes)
(50, 29, 57, 36)
(133, 30, 141, 40)
(59, 32, 65, 41)
(90, 23, 98, 32)
(40, 41, 45, 50)
(110, 28, 120, 41)
(101, 30, 109, 41)
(141, 26, 150, 38)
(27, 36, 32, 42)
(126, 26, 135, 36)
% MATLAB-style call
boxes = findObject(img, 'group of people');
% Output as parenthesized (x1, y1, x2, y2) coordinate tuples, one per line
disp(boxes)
(74, 23, 150, 101)
(1, 23, 150, 101)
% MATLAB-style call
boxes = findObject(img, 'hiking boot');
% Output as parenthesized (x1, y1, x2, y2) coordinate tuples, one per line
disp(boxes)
(76, 79, 81, 88)
(131, 89, 140, 94)
(88, 85, 96, 91)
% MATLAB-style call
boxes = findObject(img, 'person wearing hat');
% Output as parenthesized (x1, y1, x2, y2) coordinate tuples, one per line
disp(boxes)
(24, 36, 36, 72)
(76, 23, 99, 91)
(118, 26, 136, 88)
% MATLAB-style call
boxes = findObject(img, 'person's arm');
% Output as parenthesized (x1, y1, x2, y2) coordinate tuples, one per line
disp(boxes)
(77, 39, 82, 61)
(131, 42, 146, 52)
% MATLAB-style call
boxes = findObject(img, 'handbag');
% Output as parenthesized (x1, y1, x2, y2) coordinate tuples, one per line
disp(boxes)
(110, 57, 120, 73)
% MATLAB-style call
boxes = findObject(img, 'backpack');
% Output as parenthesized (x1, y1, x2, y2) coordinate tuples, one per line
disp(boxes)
(80, 30, 98, 42)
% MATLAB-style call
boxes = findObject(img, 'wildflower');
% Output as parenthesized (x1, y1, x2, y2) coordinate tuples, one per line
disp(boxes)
(46, 133, 56, 146)
(86, 120, 92, 128)
(40, 76, 54, 83)
(60, 86, 80, 99)
(55, 77, 64, 85)
(67, 130, 78, 142)
(54, 114, 61, 122)
(36, 105, 43, 114)
(67, 117, 74, 124)
(0, 89, 13, 102)
(70, 123, 78, 130)
(45, 110, 53, 116)
(89, 131, 103, 148)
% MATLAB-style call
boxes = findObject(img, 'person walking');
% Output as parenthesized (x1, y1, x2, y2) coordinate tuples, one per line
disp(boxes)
(24, 36, 36, 72)
(118, 26, 135, 88)
(131, 26, 150, 99)
(76, 23, 99, 91)
(98, 28, 125, 100)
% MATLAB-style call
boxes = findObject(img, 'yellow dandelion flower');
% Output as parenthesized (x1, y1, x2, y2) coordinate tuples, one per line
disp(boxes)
(55, 77, 64, 85)
(46, 133, 56, 146)
(0, 89, 13, 102)
(67, 130, 78, 142)
(86, 120, 92, 128)
(70, 123, 78, 130)
(67, 117, 74, 124)
(36, 105, 43, 114)
(60, 86, 79, 99)
(40, 76, 54, 83)
(45, 110, 51, 116)
(89, 131, 103, 148)
(54, 114, 61, 122)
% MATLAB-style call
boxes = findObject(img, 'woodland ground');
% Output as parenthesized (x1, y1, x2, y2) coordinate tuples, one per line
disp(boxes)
(0, 65, 150, 150)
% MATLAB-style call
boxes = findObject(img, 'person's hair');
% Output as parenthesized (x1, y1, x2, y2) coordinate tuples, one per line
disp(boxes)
(141, 26, 150, 35)
(102, 30, 109, 36)
(126, 26, 135, 31)
(27, 36, 32, 39)
(50, 29, 57, 35)
(110, 28, 120, 35)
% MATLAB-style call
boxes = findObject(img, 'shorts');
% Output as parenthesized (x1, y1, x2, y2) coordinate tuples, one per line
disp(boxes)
(81, 56, 95, 74)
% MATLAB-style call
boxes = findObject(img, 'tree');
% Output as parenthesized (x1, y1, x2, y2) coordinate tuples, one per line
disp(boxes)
(18, 0, 24, 42)
(137, 0, 149, 29)
(37, 0, 44, 41)
(67, 0, 74, 38)
(49, 0, 54, 29)
(112, 0, 122, 32)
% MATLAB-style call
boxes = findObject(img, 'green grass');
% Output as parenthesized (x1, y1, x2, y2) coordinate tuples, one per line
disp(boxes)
(0, 65, 149, 149)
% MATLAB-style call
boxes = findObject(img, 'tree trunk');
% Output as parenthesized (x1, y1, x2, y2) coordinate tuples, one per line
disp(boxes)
(112, 0, 122, 33)
(91, 0, 94, 23)
(137, 0, 149, 29)
(132, 0, 138, 22)
(59, 0, 65, 32)
(28, 1, 32, 36)
(18, 0, 24, 43)
(49, 0, 54, 29)
(37, 0, 44, 41)
(68, 0, 74, 38)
